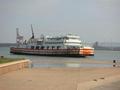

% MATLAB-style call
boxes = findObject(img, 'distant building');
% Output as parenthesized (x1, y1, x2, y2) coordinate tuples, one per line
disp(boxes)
(93, 42, 120, 51)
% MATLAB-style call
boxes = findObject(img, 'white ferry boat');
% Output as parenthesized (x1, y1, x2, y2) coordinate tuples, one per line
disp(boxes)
(10, 26, 94, 57)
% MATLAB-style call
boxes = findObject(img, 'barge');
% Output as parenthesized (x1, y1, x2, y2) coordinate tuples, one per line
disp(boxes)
(10, 26, 94, 57)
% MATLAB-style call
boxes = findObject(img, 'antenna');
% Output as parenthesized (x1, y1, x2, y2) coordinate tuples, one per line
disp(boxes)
(31, 24, 34, 39)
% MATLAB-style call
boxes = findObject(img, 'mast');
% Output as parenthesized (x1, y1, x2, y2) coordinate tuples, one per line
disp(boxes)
(31, 24, 34, 39)
(16, 28, 20, 44)
(16, 28, 19, 38)
(16, 28, 23, 46)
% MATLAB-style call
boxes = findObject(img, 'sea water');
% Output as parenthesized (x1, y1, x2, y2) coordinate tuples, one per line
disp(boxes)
(0, 47, 120, 68)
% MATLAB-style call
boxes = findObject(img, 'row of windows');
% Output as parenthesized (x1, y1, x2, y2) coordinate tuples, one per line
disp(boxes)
(44, 42, 81, 44)
(45, 42, 63, 44)
(65, 42, 82, 44)
(47, 37, 79, 40)
(47, 37, 68, 40)
(37, 41, 43, 45)
(31, 46, 61, 50)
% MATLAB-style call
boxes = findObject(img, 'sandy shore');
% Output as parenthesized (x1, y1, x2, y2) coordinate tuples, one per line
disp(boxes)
(91, 80, 120, 90)
(0, 67, 120, 90)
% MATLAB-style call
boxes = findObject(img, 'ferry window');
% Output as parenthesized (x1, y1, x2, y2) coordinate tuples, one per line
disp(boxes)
(47, 46, 49, 49)
(31, 46, 34, 49)
(41, 46, 44, 49)
(80, 46, 83, 48)
(64, 37, 69, 40)
(73, 46, 75, 48)
(37, 41, 42, 45)
(57, 46, 61, 50)
(52, 46, 55, 49)
(36, 46, 39, 49)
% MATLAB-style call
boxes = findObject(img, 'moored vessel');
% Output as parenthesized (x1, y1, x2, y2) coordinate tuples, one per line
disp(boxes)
(10, 25, 94, 57)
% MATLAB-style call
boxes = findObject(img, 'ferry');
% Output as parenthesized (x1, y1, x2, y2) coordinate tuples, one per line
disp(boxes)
(10, 25, 94, 57)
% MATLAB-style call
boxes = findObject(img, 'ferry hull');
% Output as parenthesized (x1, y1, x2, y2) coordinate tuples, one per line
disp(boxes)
(10, 47, 94, 57)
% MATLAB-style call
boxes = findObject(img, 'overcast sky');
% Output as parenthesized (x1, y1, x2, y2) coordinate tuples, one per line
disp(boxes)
(0, 0, 120, 43)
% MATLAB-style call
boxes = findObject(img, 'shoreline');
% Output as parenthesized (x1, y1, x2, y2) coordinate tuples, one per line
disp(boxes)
(0, 59, 31, 75)
(32, 59, 118, 68)
(77, 70, 120, 90)
(91, 80, 120, 90)
(0, 67, 120, 90)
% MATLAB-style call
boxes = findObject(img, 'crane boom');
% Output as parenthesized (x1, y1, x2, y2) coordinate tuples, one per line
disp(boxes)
(31, 24, 34, 39)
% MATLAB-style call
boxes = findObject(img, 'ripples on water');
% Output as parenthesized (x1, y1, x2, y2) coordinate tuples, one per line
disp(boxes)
(0, 47, 120, 68)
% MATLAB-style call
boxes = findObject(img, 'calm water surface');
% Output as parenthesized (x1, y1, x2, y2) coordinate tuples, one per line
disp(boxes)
(0, 47, 120, 67)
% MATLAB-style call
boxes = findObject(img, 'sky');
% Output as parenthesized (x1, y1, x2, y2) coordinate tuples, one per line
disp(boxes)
(0, 0, 120, 43)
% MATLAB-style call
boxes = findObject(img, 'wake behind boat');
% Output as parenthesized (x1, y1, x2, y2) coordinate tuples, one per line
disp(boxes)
(10, 25, 94, 57)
